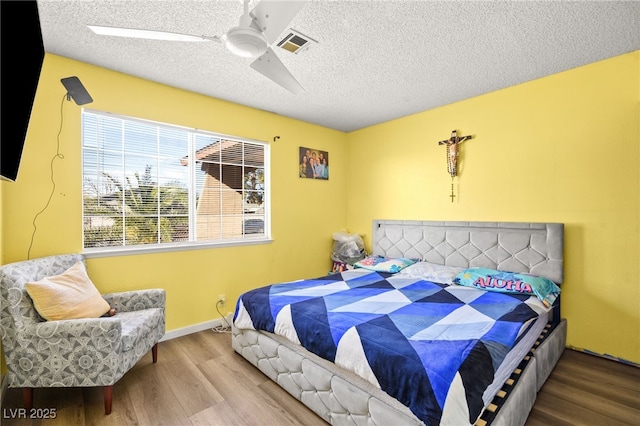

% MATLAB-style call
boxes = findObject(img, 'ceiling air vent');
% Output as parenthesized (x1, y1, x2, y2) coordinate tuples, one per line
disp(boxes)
(276, 29, 317, 54)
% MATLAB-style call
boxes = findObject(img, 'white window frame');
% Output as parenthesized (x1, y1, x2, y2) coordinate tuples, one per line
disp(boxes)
(81, 109, 271, 258)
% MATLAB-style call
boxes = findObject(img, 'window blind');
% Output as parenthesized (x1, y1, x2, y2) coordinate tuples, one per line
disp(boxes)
(82, 111, 268, 251)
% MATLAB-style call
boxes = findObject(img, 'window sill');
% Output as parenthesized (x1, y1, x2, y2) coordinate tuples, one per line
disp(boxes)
(82, 238, 273, 259)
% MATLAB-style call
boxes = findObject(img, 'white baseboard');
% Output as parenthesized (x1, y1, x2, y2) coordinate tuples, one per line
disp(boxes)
(160, 313, 233, 342)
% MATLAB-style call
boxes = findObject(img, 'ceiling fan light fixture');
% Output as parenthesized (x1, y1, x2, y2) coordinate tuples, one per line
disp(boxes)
(225, 26, 268, 58)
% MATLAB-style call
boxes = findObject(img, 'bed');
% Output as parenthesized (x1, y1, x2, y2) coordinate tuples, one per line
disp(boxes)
(232, 220, 567, 425)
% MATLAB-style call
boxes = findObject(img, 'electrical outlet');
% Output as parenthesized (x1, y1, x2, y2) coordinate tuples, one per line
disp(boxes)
(217, 294, 226, 307)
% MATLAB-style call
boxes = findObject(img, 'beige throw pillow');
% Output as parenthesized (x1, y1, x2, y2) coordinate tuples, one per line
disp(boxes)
(25, 261, 110, 321)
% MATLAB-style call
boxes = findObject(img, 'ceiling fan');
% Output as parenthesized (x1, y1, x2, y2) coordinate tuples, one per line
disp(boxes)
(88, 0, 308, 94)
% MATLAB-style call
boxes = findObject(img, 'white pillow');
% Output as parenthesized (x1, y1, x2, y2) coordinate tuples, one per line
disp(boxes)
(397, 261, 463, 284)
(25, 261, 110, 321)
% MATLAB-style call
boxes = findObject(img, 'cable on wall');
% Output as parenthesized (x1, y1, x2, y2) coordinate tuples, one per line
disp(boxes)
(26, 76, 93, 259)
(27, 94, 67, 259)
(211, 300, 232, 333)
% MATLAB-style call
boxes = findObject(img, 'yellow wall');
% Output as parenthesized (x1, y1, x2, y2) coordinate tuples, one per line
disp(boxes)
(2, 51, 638, 367)
(0, 54, 348, 332)
(346, 51, 640, 363)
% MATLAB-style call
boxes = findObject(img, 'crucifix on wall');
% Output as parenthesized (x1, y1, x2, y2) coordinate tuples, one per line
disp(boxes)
(438, 130, 473, 202)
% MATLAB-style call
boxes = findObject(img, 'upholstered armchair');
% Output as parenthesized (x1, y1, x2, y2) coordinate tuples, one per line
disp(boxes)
(0, 254, 165, 414)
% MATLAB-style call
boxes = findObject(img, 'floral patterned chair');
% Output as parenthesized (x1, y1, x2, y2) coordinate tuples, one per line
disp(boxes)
(0, 254, 165, 414)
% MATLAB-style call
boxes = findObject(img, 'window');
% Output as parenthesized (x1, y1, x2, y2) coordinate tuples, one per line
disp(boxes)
(82, 110, 269, 253)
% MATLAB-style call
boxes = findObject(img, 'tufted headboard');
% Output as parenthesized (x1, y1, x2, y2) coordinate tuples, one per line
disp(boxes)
(372, 220, 564, 284)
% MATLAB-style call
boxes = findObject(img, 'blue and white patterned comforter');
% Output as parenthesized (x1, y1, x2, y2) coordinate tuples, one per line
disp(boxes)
(234, 269, 549, 425)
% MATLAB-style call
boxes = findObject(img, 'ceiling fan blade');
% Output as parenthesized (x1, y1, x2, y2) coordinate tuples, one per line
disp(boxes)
(250, 1, 308, 45)
(250, 47, 303, 94)
(88, 25, 220, 42)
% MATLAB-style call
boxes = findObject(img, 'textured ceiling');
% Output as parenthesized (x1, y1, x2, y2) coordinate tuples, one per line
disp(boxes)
(37, 0, 640, 132)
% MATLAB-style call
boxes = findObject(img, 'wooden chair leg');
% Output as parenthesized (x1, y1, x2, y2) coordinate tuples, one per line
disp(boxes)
(23, 387, 33, 411)
(104, 385, 113, 415)
(152, 343, 158, 363)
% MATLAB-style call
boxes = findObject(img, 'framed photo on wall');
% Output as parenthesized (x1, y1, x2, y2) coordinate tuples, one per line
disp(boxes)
(299, 146, 329, 180)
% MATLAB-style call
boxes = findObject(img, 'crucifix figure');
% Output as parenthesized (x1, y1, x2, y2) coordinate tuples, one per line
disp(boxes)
(438, 130, 473, 202)
(438, 130, 472, 178)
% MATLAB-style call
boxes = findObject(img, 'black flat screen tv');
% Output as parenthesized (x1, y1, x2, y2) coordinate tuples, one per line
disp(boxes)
(1, 1, 45, 182)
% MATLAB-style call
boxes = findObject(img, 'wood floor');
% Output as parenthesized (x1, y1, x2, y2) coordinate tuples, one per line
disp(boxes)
(1, 329, 638, 425)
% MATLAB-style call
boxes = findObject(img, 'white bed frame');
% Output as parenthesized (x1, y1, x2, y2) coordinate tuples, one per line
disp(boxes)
(232, 221, 567, 425)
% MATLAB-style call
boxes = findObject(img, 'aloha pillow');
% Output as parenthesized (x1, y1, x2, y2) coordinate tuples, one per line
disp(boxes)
(398, 261, 464, 284)
(452, 267, 561, 307)
(354, 255, 418, 273)
(25, 261, 111, 321)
